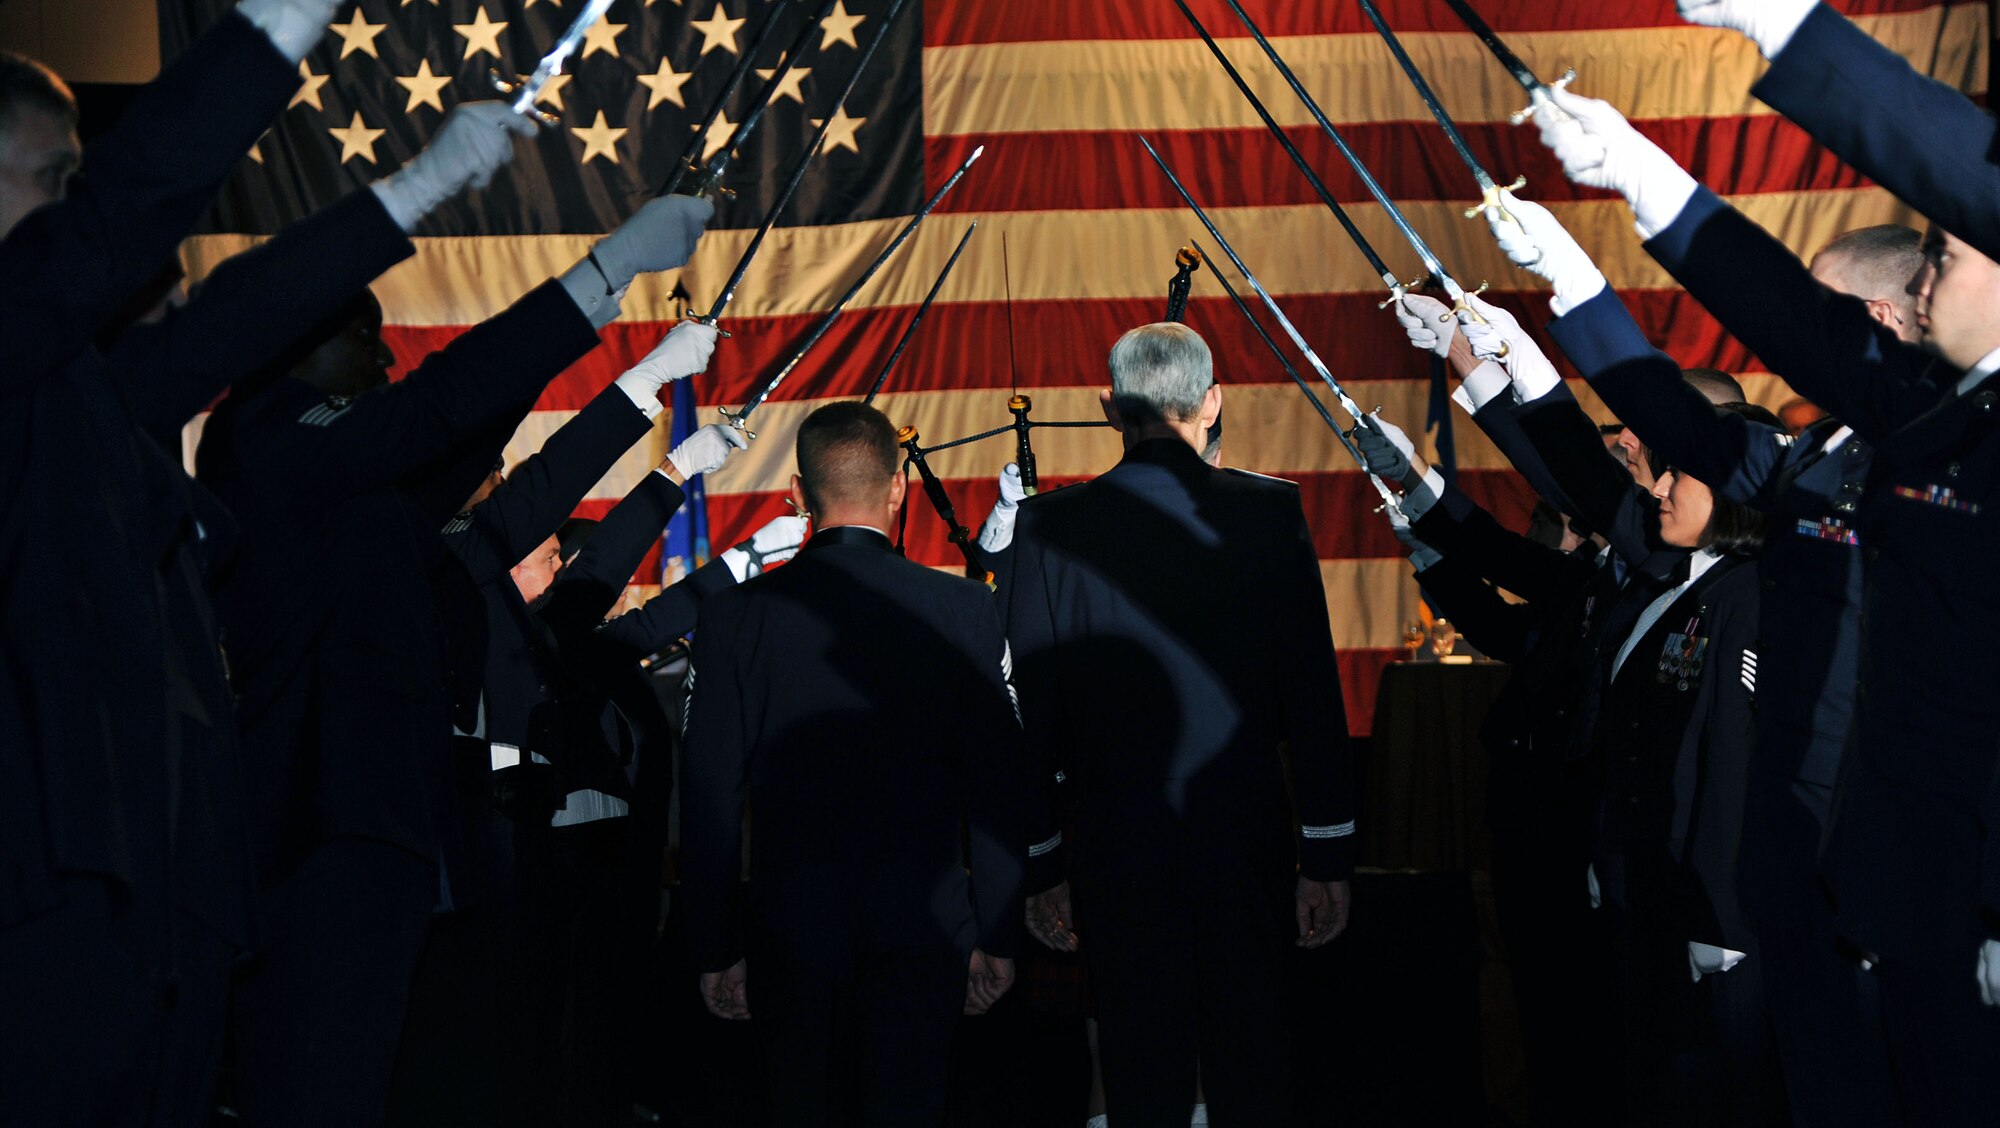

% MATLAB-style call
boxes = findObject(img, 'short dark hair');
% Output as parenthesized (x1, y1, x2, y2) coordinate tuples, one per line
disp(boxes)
(796, 401, 899, 516)
(1692, 402, 1780, 555)
(1681, 368, 1744, 405)
(0, 51, 78, 132)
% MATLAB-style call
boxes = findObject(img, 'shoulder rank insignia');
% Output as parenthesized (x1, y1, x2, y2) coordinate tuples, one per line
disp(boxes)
(1657, 614, 1708, 692)
(298, 395, 355, 427)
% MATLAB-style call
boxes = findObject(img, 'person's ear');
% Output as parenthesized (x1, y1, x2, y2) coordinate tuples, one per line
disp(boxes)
(887, 467, 907, 510)
(1099, 388, 1123, 432)
(1199, 383, 1222, 429)
(788, 474, 810, 518)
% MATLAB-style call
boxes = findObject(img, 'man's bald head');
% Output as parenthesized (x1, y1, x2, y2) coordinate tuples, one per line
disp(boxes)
(1811, 224, 1925, 342)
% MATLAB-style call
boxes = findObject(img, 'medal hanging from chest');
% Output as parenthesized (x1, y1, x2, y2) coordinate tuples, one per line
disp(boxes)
(1657, 614, 1708, 692)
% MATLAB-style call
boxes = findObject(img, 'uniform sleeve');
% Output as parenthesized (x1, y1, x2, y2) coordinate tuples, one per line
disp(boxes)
(0, 12, 296, 389)
(1754, 3, 2000, 266)
(1468, 393, 1586, 523)
(1412, 484, 1596, 609)
(300, 280, 599, 506)
(679, 594, 753, 973)
(963, 593, 1028, 958)
(1643, 187, 1940, 441)
(540, 471, 686, 640)
(1548, 288, 1794, 509)
(108, 188, 415, 443)
(442, 382, 654, 582)
(1413, 556, 1537, 664)
(1513, 384, 1660, 570)
(1275, 492, 1357, 880)
(1001, 502, 1069, 894)
(591, 556, 739, 665)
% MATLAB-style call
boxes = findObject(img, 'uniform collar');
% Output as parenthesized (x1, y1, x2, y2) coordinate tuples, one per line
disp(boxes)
(1955, 344, 2000, 397)
(806, 524, 893, 553)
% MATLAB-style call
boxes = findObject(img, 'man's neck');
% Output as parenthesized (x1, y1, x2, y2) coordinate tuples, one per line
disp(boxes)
(1121, 422, 1203, 453)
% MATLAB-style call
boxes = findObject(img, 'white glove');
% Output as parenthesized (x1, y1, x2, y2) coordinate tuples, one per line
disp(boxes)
(976, 463, 1028, 553)
(615, 321, 720, 414)
(563, 195, 714, 327)
(1534, 88, 1700, 239)
(1979, 939, 2000, 1007)
(238, 0, 342, 62)
(371, 103, 536, 233)
(722, 515, 808, 582)
(1483, 192, 1607, 316)
(1676, 0, 1817, 58)
(1395, 294, 1456, 358)
(1688, 941, 1748, 982)
(1456, 294, 1566, 403)
(666, 423, 749, 481)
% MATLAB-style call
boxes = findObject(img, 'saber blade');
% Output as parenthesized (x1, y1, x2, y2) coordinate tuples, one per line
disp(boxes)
(1188, 238, 1344, 441)
(726, 144, 984, 429)
(498, 0, 615, 122)
(865, 221, 979, 405)
(690, 0, 845, 198)
(1170, 0, 1404, 297)
(696, 0, 912, 327)
(656, 0, 801, 198)
(1136, 136, 1400, 512)
(1354, 0, 1527, 219)
(1436, 0, 1576, 124)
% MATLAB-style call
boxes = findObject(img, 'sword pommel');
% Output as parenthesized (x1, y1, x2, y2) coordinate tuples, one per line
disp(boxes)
(897, 425, 920, 446)
(1008, 394, 1031, 414)
(1176, 245, 1202, 271)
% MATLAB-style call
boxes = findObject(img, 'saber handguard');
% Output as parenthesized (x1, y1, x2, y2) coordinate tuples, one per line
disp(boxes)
(1379, 274, 1430, 311)
(1464, 176, 1530, 222)
(1510, 68, 1578, 126)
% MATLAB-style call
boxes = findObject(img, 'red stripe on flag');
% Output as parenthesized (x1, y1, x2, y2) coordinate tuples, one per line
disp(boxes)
(380, 290, 1761, 412)
(927, 116, 1872, 210)
(922, 0, 1949, 46)
(1340, 648, 1401, 737)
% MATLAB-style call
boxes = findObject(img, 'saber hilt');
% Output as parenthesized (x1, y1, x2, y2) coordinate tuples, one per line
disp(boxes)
(1165, 245, 1202, 324)
(1008, 395, 1040, 497)
(1511, 69, 1578, 127)
(655, 0, 813, 199)
(898, 425, 993, 587)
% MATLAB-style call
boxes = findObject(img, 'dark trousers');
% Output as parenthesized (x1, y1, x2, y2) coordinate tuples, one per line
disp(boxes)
(231, 837, 437, 1128)
(1756, 916, 1900, 1127)
(746, 911, 967, 1127)
(1078, 860, 1294, 1128)
(1878, 955, 2000, 1127)
(0, 878, 235, 1127)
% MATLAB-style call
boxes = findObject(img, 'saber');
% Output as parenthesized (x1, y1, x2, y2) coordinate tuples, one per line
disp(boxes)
(1188, 238, 1348, 444)
(723, 143, 984, 433)
(694, 0, 912, 332)
(1437, 0, 1576, 125)
(655, 0, 803, 198)
(898, 425, 993, 587)
(864, 221, 979, 405)
(1138, 137, 1402, 515)
(1169, 0, 1413, 304)
(692, 0, 850, 199)
(492, 0, 615, 124)
(1355, 0, 1528, 223)
(1216, 0, 1496, 334)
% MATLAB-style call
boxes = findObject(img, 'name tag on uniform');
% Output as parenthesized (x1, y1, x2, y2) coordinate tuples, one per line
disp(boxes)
(1794, 515, 1860, 545)
(1658, 616, 1708, 692)
(1893, 483, 1981, 514)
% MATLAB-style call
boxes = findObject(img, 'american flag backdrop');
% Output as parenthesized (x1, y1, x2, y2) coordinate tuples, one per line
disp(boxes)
(165, 0, 1987, 734)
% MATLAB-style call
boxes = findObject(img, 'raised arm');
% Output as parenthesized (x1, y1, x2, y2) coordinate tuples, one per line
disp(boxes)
(1412, 554, 1538, 664)
(1527, 87, 1938, 440)
(1712, 1, 2000, 265)
(0, 9, 306, 385)
(541, 471, 690, 638)
(586, 513, 807, 663)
